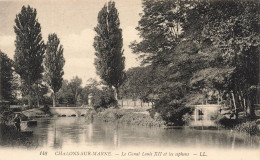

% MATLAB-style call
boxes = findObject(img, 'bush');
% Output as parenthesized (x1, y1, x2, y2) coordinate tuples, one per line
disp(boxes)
(182, 113, 192, 126)
(215, 116, 240, 128)
(0, 111, 15, 124)
(150, 97, 192, 126)
(40, 96, 52, 105)
(234, 121, 260, 135)
(96, 108, 165, 127)
(91, 87, 117, 111)
(40, 105, 50, 114)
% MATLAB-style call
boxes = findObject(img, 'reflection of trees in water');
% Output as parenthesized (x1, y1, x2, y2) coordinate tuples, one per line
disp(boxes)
(113, 125, 119, 147)
(86, 120, 117, 146)
(160, 129, 259, 149)
(31, 119, 52, 148)
(53, 121, 63, 149)
(4, 117, 257, 149)
(52, 118, 86, 147)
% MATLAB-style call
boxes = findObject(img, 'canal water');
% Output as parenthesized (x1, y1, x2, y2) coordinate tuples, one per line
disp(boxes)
(29, 117, 259, 149)
(0, 117, 259, 160)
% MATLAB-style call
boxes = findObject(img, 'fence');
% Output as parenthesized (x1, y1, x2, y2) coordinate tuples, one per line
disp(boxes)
(117, 99, 152, 108)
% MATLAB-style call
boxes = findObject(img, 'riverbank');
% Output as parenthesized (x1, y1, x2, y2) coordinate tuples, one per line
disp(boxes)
(216, 116, 260, 136)
(7, 106, 260, 136)
(95, 108, 165, 127)
(21, 108, 51, 118)
(233, 120, 260, 136)
(0, 122, 37, 147)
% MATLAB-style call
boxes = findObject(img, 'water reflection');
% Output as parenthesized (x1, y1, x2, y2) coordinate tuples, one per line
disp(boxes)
(0, 117, 259, 150)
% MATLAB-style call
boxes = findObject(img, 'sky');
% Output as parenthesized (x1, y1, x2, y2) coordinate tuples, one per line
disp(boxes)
(0, 0, 142, 86)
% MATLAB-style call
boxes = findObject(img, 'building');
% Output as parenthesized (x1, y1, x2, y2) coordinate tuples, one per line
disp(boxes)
(190, 104, 221, 126)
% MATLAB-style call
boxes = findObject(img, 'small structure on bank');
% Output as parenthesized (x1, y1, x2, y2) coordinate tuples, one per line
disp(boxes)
(190, 104, 221, 127)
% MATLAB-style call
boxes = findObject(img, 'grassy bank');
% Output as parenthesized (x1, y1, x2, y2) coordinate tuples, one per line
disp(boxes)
(234, 120, 260, 136)
(22, 108, 51, 118)
(216, 116, 260, 136)
(95, 108, 165, 127)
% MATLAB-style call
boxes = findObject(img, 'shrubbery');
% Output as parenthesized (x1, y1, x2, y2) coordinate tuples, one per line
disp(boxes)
(150, 97, 192, 126)
(214, 115, 240, 128)
(214, 115, 260, 135)
(91, 87, 117, 111)
(40, 105, 50, 114)
(182, 113, 193, 126)
(96, 108, 165, 127)
(234, 121, 260, 136)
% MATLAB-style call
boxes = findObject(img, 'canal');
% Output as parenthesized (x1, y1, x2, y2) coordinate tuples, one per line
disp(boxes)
(30, 117, 259, 149)
(0, 117, 259, 160)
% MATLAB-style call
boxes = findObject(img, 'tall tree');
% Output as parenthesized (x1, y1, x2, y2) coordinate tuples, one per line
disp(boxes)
(0, 51, 14, 101)
(93, 1, 126, 101)
(130, 0, 191, 65)
(132, 0, 260, 123)
(44, 33, 65, 107)
(13, 6, 45, 106)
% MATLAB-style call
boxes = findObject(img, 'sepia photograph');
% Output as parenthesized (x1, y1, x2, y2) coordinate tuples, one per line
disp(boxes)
(0, 0, 259, 160)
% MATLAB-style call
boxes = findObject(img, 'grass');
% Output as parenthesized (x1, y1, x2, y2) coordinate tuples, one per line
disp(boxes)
(234, 121, 260, 136)
(214, 115, 260, 136)
(95, 108, 165, 127)
(22, 108, 51, 118)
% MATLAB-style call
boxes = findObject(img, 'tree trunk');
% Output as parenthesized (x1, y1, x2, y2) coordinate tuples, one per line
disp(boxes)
(75, 89, 78, 106)
(248, 102, 256, 118)
(113, 86, 119, 101)
(52, 92, 56, 107)
(217, 93, 220, 105)
(231, 91, 238, 119)
(36, 84, 40, 107)
(36, 95, 40, 107)
(28, 94, 32, 107)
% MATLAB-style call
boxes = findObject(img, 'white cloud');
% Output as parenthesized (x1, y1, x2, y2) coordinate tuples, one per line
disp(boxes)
(61, 27, 141, 85)
(60, 28, 97, 85)
(122, 26, 141, 69)
(63, 57, 99, 84)
(61, 28, 96, 60)
(0, 27, 141, 86)
(0, 35, 15, 58)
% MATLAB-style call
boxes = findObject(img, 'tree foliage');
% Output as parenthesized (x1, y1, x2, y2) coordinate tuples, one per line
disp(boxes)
(131, 0, 260, 123)
(57, 80, 74, 105)
(13, 5, 45, 106)
(91, 86, 116, 111)
(93, 1, 126, 100)
(68, 76, 83, 106)
(44, 33, 65, 107)
(0, 51, 14, 101)
(120, 66, 154, 102)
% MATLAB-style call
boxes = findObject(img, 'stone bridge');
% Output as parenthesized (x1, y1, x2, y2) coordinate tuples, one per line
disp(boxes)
(49, 107, 93, 117)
